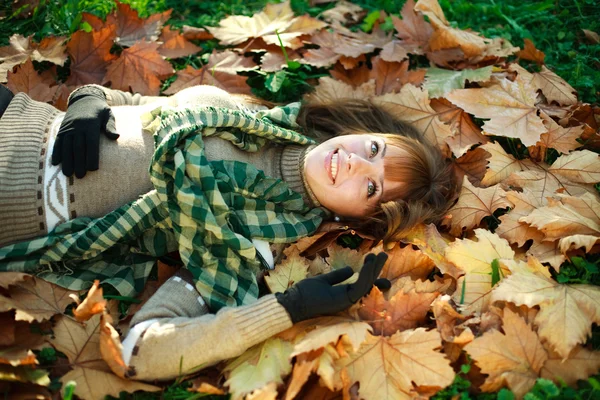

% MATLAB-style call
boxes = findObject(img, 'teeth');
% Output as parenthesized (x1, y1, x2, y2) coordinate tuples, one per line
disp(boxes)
(331, 152, 338, 181)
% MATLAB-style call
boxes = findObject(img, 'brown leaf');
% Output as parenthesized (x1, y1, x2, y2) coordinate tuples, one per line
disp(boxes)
(305, 77, 376, 104)
(374, 84, 454, 152)
(532, 66, 577, 106)
(321, 1, 365, 26)
(265, 254, 309, 293)
(158, 25, 202, 59)
(73, 280, 106, 322)
(540, 346, 600, 386)
(380, 243, 435, 282)
(531, 112, 583, 157)
(464, 308, 548, 398)
(547, 149, 600, 184)
(0, 313, 15, 346)
(0, 273, 30, 289)
(369, 56, 425, 95)
(496, 190, 544, 247)
(290, 317, 372, 356)
(0, 277, 76, 322)
(392, 0, 433, 55)
(359, 287, 438, 335)
(334, 329, 455, 400)
(516, 38, 545, 64)
(182, 25, 214, 41)
(164, 64, 251, 96)
(66, 25, 117, 86)
(107, 2, 172, 47)
(379, 40, 409, 63)
(479, 141, 533, 187)
(0, 34, 67, 82)
(446, 177, 512, 236)
(104, 40, 173, 95)
(337, 55, 365, 70)
(446, 77, 546, 147)
(208, 50, 257, 74)
(81, 12, 104, 31)
(6, 59, 58, 103)
(329, 62, 371, 87)
(431, 98, 488, 158)
(285, 353, 318, 400)
(582, 29, 600, 44)
(454, 146, 489, 186)
(431, 295, 473, 344)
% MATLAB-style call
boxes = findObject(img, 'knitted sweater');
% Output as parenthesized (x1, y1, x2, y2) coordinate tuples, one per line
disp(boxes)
(0, 86, 323, 380)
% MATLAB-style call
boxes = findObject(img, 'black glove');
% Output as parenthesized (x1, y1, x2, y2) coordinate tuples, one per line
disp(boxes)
(275, 252, 389, 323)
(51, 86, 119, 178)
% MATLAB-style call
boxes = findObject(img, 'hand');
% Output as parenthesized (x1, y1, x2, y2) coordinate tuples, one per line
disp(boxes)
(275, 252, 388, 323)
(51, 86, 119, 178)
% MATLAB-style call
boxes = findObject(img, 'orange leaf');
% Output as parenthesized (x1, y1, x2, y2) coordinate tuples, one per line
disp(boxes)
(516, 38, 545, 64)
(158, 25, 202, 59)
(369, 56, 425, 95)
(107, 1, 172, 47)
(104, 40, 173, 95)
(164, 64, 251, 96)
(454, 146, 490, 186)
(391, 0, 433, 55)
(73, 280, 107, 322)
(7, 58, 58, 103)
(66, 25, 117, 86)
(380, 243, 435, 282)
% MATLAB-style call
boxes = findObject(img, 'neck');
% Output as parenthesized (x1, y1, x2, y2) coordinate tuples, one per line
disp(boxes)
(280, 144, 321, 207)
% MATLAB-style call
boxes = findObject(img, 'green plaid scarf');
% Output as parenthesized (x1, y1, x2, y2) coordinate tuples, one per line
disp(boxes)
(0, 103, 328, 311)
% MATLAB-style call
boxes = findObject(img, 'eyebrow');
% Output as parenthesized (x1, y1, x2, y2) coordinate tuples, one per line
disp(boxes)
(381, 140, 387, 158)
(379, 139, 386, 201)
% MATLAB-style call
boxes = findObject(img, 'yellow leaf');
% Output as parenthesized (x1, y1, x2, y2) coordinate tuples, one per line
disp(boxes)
(291, 317, 372, 357)
(265, 254, 309, 294)
(540, 346, 600, 386)
(380, 243, 435, 282)
(558, 234, 600, 253)
(548, 149, 600, 184)
(446, 229, 514, 315)
(326, 244, 366, 272)
(431, 295, 473, 344)
(73, 280, 107, 322)
(446, 177, 512, 236)
(479, 141, 532, 187)
(446, 77, 546, 147)
(492, 262, 600, 359)
(305, 76, 376, 104)
(224, 338, 293, 400)
(496, 189, 545, 247)
(464, 308, 548, 399)
(334, 329, 455, 400)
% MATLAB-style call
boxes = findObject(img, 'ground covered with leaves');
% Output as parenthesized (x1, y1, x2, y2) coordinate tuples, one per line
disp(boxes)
(1, 0, 600, 399)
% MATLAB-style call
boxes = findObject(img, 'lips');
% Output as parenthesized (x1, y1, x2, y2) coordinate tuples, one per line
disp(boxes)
(326, 149, 340, 183)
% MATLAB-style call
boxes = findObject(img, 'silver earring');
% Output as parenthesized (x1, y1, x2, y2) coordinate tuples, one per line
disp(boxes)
(334, 215, 341, 222)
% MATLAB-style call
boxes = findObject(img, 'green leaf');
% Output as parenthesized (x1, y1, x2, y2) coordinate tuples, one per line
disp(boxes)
(361, 10, 380, 32)
(287, 60, 302, 71)
(424, 66, 493, 98)
(497, 388, 515, 400)
(265, 71, 288, 93)
(490, 258, 501, 286)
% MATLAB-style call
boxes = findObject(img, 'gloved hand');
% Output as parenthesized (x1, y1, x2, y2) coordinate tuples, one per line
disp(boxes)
(51, 86, 119, 178)
(275, 252, 389, 323)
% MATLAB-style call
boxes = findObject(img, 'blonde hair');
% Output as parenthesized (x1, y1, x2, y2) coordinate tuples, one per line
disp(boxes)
(298, 99, 459, 242)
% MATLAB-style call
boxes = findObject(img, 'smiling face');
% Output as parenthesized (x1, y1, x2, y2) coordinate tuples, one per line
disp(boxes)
(303, 134, 408, 218)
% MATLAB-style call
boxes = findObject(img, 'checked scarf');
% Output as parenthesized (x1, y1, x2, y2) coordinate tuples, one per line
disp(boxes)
(0, 103, 329, 311)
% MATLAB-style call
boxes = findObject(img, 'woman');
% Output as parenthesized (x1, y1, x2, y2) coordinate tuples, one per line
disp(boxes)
(0, 83, 457, 380)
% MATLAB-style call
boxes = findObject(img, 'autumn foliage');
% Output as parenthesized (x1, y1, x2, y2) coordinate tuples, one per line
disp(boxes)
(1, 0, 600, 399)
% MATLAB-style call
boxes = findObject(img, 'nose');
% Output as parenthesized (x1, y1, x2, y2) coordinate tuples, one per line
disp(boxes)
(346, 152, 372, 174)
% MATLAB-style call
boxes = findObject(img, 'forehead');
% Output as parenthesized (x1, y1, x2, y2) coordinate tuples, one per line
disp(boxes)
(380, 142, 411, 203)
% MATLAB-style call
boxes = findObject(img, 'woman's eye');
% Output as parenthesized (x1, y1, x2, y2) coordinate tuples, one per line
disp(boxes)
(370, 141, 379, 158)
(367, 180, 377, 197)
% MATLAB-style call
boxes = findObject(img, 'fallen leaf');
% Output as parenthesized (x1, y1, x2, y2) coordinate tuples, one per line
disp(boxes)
(73, 280, 106, 322)
(291, 317, 372, 356)
(284, 352, 318, 400)
(533, 112, 583, 156)
(164, 64, 252, 96)
(104, 40, 173, 95)
(453, 146, 489, 185)
(558, 234, 600, 253)
(446, 177, 512, 236)
(321, 1, 365, 26)
(516, 38, 545, 64)
(492, 260, 600, 359)
(0, 365, 49, 386)
(0, 34, 67, 82)
(379, 40, 409, 63)
(369, 57, 425, 95)
(157, 25, 202, 59)
(446, 77, 546, 146)
(380, 243, 435, 282)
(359, 286, 439, 335)
(107, 2, 171, 47)
(464, 308, 548, 398)
(0, 277, 76, 322)
(431, 295, 473, 343)
(208, 50, 257, 74)
(326, 244, 366, 272)
(334, 329, 455, 400)
(66, 25, 117, 86)
(540, 346, 600, 386)
(182, 25, 214, 41)
(547, 149, 600, 184)
(0, 313, 15, 346)
(0, 273, 30, 289)
(305, 77, 376, 104)
(6, 58, 58, 103)
(479, 141, 533, 187)
(224, 338, 293, 400)
(532, 66, 577, 106)
(247, 382, 278, 400)
(424, 66, 492, 98)
(446, 229, 514, 314)
(374, 84, 454, 151)
(582, 29, 600, 44)
(496, 190, 544, 247)
(391, 0, 433, 55)
(265, 254, 309, 293)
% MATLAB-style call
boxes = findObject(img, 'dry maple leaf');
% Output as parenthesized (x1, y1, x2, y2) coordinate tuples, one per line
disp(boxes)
(532, 66, 577, 106)
(516, 38, 545, 65)
(0, 272, 30, 289)
(380, 40, 409, 63)
(373, 84, 454, 151)
(305, 76, 376, 104)
(48, 311, 160, 399)
(446, 177, 512, 236)
(445, 229, 514, 315)
(326, 244, 366, 272)
(6, 59, 58, 103)
(224, 337, 293, 400)
(369, 56, 425, 95)
(431, 295, 474, 344)
(0, 277, 76, 322)
(479, 141, 535, 187)
(321, 1, 365, 26)
(164, 64, 252, 96)
(265, 254, 309, 293)
(492, 260, 600, 359)
(520, 193, 600, 242)
(66, 25, 118, 86)
(334, 329, 454, 400)
(104, 40, 173, 95)
(540, 346, 600, 386)
(0, 34, 67, 82)
(464, 308, 548, 399)
(424, 66, 493, 99)
(107, 2, 172, 47)
(380, 243, 435, 282)
(453, 146, 489, 186)
(446, 76, 546, 147)
(559, 234, 600, 254)
(547, 149, 600, 184)
(415, 0, 487, 58)
(207, 50, 257, 74)
(73, 280, 107, 322)
(358, 286, 439, 335)
(496, 189, 545, 247)
(391, 0, 433, 55)
(532, 112, 583, 157)
(157, 25, 202, 59)
(208, 1, 325, 49)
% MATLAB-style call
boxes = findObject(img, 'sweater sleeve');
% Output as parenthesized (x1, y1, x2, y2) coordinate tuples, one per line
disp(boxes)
(120, 269, 293, 381)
